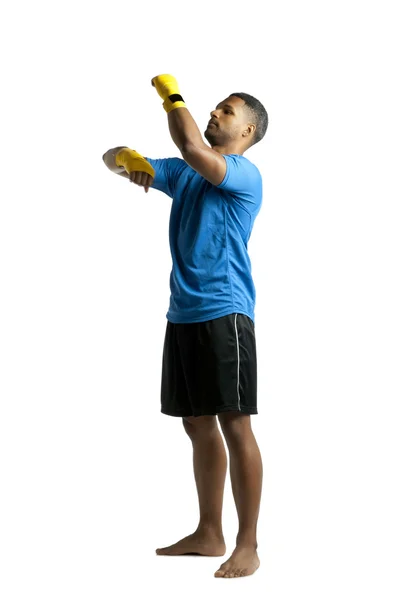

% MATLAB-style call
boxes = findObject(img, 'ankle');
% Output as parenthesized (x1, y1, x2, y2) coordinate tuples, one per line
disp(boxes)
(236, 534, 258, 549)
(197, 522, 224, 539)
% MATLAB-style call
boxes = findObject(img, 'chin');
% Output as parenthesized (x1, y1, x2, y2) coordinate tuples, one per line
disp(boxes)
(204, 129, 217, 145)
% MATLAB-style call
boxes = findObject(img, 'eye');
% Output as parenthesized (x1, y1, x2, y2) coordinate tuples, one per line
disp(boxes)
(224, 109, 233, 114)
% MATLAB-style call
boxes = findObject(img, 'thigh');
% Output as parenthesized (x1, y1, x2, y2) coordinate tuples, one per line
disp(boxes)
(160, 320, 193, 417)
(178, 313, 258, 416)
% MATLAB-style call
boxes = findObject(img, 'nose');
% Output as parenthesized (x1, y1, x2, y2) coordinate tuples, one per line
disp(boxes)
(210, 109, 219, 119)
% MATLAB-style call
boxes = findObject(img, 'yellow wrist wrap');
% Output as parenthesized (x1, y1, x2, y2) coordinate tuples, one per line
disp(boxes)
(151, 74, 186, 113)
(115, 148, 155, 178)
(162, 97, 186, 113)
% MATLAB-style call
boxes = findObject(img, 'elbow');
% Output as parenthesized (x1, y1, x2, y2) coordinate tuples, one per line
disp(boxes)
(180, 141, 195, 156)
(181, 141, 206, 158)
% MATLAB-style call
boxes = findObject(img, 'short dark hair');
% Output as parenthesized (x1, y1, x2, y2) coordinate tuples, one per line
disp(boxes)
(230, 92, 268, 146)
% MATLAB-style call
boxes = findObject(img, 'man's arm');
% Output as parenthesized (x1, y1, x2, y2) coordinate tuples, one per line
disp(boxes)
(102, 147, 154, 189)
(166, 108, 226, 186)
(151, 75, 226, 186)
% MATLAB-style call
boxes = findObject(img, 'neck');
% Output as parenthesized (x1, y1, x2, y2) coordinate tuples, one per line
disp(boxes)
(211, 143, 245, 155)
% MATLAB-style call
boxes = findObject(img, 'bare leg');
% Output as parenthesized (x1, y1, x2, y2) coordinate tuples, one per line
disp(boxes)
(156, 415, 227, 556)
(214, 412, 263, 578)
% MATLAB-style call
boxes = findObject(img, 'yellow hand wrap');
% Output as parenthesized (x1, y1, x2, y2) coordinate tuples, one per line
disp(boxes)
(115, 148, 155, 178)
(151, 74, 186, 113)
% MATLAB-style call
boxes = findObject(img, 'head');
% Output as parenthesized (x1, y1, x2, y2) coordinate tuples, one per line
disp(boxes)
(204, 93, 268, 153)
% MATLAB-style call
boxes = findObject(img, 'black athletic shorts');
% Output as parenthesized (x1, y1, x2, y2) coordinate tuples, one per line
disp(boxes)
(160, 313, 257, 417)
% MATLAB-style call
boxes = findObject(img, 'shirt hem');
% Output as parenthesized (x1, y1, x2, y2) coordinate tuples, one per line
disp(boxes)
(166, 307, 254, 324)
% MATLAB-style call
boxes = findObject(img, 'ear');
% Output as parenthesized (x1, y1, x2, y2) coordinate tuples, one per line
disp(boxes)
(242, 124, 256, 138)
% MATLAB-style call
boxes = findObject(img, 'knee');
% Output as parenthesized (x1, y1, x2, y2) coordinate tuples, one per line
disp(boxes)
(218, 412, 251, 444)
(182, 417, 193, 436)
(182, 415, 217, 437)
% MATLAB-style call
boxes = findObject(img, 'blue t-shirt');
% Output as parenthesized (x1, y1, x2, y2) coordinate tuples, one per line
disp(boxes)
(145, 154, 263, 324)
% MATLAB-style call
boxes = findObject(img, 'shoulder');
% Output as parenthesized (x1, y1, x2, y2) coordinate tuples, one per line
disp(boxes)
(226, 154, 260, 173)
(224, 154, 261, 177)
(217, 154, 262, 192)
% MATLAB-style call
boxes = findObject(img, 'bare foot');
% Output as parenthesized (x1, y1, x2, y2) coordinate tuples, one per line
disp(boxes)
(156, 530, 226, 556)
(214, 545, 260, 578)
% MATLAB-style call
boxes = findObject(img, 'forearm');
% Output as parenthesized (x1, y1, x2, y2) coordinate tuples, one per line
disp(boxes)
(167, 107, 207, 153)
(151, 74, 225, 185)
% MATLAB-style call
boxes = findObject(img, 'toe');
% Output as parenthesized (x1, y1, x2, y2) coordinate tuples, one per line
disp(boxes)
(215, 560, 228, 578)
(234, 568, 241, 577)
(240, 568, 248, 577)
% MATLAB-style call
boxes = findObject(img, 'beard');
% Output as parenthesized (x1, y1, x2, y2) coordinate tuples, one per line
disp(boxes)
(204, 125, 220, 146)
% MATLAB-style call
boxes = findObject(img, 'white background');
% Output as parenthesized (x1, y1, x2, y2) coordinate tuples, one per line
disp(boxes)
(1, 0, 399, 598)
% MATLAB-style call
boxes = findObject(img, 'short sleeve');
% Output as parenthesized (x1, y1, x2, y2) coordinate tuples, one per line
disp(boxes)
(145, 157, 187, 198)
(216, 154, 262, 211)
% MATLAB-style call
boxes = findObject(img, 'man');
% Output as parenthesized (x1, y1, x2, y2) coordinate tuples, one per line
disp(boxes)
(102, 74, 268, 578)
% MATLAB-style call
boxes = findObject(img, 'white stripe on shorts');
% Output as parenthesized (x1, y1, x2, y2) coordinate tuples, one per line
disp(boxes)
(234, 313, 241, 412)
